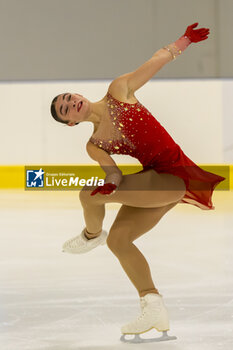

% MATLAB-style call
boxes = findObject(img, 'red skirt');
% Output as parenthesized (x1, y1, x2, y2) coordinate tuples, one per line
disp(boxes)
(140, 145, 226, 210)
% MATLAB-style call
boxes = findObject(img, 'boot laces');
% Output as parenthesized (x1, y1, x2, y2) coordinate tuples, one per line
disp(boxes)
(140, 298, 147, 308)
(137, 298, 147, 320)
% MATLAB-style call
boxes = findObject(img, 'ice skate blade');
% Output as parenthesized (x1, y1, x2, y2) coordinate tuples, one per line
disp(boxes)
(120, 331, 177, 343)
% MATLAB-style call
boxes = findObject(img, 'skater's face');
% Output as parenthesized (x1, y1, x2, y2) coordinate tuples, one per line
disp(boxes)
(55, 93, 89, 126)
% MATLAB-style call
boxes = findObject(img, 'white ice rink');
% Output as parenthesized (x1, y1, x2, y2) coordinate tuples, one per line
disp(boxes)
(0, 190, 232, 350)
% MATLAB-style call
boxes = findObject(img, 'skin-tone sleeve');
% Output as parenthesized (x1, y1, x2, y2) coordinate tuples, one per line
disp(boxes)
(163, 35, 192, 60)
(104, 171, 123, 188)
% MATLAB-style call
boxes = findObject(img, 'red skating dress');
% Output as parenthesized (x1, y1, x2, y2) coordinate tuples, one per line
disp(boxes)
(89, 92, 226, 210)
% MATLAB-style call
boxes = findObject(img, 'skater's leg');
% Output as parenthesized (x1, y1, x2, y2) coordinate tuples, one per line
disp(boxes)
(80, 200, 105, 239)
(106, 201, 179, 297)
(79, 168, 185, 236)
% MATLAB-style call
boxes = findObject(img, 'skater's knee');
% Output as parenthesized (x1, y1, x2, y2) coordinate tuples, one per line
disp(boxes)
(79, 185, 96, 204)
(106, 228, 131, 253)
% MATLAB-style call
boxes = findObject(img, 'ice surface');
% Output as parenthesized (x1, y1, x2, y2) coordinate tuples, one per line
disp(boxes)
(0, 190, 232, 350)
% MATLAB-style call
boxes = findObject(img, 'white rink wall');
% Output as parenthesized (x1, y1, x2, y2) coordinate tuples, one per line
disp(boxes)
(0, 79, 231, 165)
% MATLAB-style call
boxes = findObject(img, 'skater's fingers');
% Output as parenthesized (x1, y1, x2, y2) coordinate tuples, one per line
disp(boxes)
(189, 22, 199, 29)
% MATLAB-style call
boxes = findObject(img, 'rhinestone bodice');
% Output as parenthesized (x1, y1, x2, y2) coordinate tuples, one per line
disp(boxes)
(89, 92, 178, 167)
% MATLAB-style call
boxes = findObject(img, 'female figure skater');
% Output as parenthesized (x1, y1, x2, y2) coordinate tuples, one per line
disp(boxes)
(50, 23, 225, 343)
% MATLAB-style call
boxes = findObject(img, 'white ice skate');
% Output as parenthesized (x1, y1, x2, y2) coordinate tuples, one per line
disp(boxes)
(62, 227, 107, 254)
(120, 293, 177, 343)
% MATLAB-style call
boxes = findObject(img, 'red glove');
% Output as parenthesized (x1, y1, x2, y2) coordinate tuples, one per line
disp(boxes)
(184, 22, 210, 43)
(91, 183, 117, 196)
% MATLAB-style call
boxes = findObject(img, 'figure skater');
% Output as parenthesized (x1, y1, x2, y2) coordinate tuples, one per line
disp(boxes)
(50, 23, 225, 343)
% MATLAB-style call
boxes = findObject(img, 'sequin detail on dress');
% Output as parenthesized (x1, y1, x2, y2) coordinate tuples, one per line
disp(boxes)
(89, 92, 172, 162)
(89, 92, 140, 156)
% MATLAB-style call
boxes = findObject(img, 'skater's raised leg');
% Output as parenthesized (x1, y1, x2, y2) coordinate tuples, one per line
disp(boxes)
(78, 168, 185, 242)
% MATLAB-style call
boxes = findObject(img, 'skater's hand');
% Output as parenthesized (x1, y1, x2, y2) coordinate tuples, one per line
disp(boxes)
(90, 183, 117, 196)
(184, 22, 210, 43)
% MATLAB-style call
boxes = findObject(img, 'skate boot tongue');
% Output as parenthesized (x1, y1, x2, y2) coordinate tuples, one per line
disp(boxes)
(143, 293, 163, 302)
(140, 293, 162, 311)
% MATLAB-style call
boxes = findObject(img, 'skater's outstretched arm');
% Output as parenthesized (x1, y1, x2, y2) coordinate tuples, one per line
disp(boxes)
(113, 23, 209, 94)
